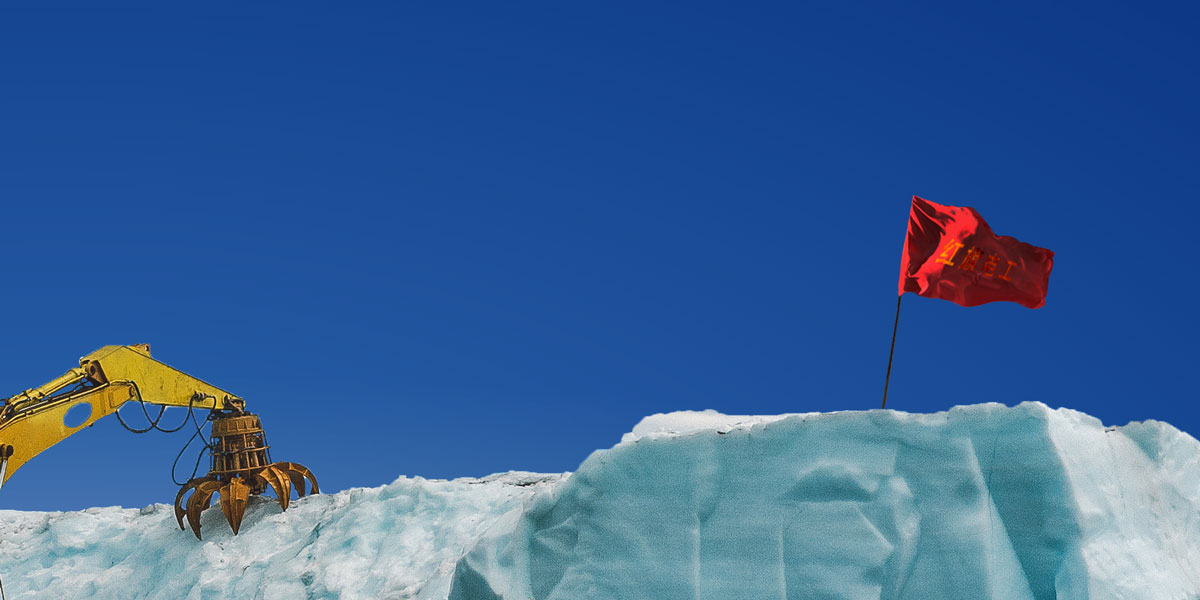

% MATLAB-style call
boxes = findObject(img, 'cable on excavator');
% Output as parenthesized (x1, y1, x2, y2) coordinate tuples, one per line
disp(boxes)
(110, 385, 218, 486)
(113, 382, 196, 434)
(169, 414, 213, 486)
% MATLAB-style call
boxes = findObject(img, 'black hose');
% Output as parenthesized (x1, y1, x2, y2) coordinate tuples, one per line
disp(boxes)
(115, 382, 195, 434)
(114, 390, 216, 485)
(114, 404, 166, 434)
(169, 404, 216, 485)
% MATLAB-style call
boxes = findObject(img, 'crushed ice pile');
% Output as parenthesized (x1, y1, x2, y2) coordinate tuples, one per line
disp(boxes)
(4, 402, 1200, 600)
(0, 472, 563, 599)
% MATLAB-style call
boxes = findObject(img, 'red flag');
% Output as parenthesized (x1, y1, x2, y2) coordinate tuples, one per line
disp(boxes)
(899, 196, 1054, 309)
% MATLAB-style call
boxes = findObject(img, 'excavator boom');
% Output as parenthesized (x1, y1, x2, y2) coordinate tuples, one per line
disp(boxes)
(0, 345, 317, 538)
(0, 344, 240, 483)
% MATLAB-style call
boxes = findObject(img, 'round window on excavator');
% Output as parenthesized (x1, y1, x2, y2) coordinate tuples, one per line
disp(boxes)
(64, 402, 92, 428)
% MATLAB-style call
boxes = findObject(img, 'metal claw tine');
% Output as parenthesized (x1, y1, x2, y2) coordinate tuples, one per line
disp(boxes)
(284, 468, 306, 498)
(173, 478, 209, 531)
(256, 465, 292, 511)
(277, 462, 319, 495)
(174, 477, 217, 530)
(220, 477, 250, 535)
(186, 480, 223, 540)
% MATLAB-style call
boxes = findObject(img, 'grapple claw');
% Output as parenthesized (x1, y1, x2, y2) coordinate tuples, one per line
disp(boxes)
(255, 465, 292, 511)
(220, 476, 250, 534)
(286, 469, 306, 498)
(174, 476, 215, 531)
(186, 480, 224, 540)
(277, 462, 319, 495)
(173, 412, 318, 539)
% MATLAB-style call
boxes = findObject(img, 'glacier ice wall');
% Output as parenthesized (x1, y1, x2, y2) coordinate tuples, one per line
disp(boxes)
(449, 403, 1200, 600)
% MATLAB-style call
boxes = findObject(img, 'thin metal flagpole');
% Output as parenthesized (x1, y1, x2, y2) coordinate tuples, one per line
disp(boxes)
(881, 294, 902, 409)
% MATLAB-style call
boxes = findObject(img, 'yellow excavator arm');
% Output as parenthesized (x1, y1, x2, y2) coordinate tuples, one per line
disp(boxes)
(0, 344, 242, 483)
(0, 345, 317, 539)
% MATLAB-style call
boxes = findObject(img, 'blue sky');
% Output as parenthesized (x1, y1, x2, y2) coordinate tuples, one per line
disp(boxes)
(2, 1, 1197, 510)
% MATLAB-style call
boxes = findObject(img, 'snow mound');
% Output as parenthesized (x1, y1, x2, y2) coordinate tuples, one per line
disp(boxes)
(450, 403, 1200, 600)
(3, 403, 1199, 600)
(620, 408, 807, 443)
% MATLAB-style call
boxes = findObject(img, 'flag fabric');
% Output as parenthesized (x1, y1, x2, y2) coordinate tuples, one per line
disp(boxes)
(898, 196, 1054, 309)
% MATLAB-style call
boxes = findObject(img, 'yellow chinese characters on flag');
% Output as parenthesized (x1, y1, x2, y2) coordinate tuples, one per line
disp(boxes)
(899, 196, 1054, 309)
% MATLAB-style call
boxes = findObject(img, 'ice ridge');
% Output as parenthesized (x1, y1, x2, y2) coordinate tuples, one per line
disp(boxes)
(0, 472, 562, 599)
(449, 402, 1200, 600)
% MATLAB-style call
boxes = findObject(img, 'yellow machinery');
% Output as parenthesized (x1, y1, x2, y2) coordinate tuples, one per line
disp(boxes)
(0, 345, 317, 539)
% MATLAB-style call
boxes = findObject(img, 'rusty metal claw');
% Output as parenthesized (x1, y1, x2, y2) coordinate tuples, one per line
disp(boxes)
(256, 465, 293, 511)
(276, 462, 319, 496)
(220, 476, 250, 534)
(174, 476, 215, 531)
(286, 469, 306, 498)
(185, 479, 224, 539)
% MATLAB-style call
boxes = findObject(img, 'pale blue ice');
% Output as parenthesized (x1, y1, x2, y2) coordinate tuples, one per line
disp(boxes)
(450, 403, 1200, 600)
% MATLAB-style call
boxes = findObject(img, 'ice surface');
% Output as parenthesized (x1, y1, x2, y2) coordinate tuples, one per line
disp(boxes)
(450, 403, 1200, 600)
(2, 403, 1199, 600)
(0, 472, 563, 599)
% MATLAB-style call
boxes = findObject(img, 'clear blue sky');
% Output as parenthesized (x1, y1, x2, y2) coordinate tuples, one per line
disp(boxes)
(2, 2, 1196, 511)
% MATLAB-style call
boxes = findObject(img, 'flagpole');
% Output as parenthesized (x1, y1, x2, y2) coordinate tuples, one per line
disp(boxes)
(881, 294, 902, 409)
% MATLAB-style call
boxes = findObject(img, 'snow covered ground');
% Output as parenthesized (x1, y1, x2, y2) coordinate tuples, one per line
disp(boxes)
(0, 472, 563, 599)
(2, 402, 1199, 599)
